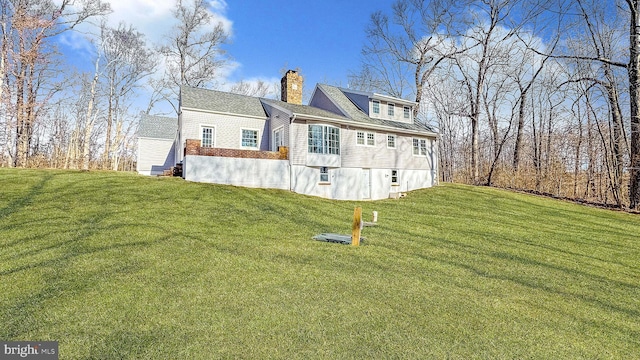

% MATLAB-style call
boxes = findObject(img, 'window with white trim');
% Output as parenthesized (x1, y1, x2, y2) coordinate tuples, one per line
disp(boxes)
(413, 138, 427, 156)
(356, 131, 375, 146)
(308, 125, 340, 155)
(388, 103, 395, 117)
(387, 134, 396, 148)
(241, 129, 258, 148)
(201, 126, 214, 148)
(367, 132, 375, 146)
(391, 169, 398, 184)
(320, 167, 329, 183)
(372, 100, 380, 114)
(356, 131, 365, 145)
(273, 127, 283, 151)
(404, 106, 411, 119)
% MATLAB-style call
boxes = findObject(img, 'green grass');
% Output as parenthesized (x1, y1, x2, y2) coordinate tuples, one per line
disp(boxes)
(0, 168, 639, 359)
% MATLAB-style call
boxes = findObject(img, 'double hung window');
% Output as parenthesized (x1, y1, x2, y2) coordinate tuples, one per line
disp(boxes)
(201, 127, 214, 148)
(413, 138, 427, 155)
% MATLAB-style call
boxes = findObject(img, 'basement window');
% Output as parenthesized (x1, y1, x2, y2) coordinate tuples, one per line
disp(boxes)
(320, 167, 330, 183)
(391, 169, 398, 184)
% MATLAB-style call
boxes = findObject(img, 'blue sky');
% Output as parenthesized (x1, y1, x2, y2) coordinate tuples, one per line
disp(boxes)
(224, 0, 394, 89)
(61, 0, 397, 102)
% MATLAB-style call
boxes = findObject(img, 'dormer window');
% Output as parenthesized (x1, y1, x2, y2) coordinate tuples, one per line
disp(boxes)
(404, 106, 411, 119)
(372, 100, 380, 114)
(388, 103, 395, 117)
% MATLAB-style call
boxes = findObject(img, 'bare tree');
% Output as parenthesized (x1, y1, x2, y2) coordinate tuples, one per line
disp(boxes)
(530, 0, 640, 208)
(100, 22, 156, 169)
(228, 79, 277, 98)
(452, 0, 525, 184)
(511, 34, 557, 171)
(158, 0, 230, 113)
(2, 0, 110, 168)
(425, 65, 469, 182)
(350, 0, 468, 115)
(81, 52, 101, 170)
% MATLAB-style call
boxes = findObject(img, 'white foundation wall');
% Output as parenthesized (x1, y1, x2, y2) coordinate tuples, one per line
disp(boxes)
(183, 156, 435, 200)
(291, 166, 435, 201)
(391, 169, 436, 193)
(184, 155, 290, 190)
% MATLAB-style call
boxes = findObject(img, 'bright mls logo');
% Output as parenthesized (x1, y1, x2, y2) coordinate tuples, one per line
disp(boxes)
(1, 341, 58, 359)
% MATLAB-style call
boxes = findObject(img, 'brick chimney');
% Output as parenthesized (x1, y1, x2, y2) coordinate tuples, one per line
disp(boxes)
(281, 69, 303, 105)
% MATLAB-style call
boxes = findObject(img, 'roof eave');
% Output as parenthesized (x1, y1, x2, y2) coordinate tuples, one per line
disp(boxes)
(181, 106, 268, 120)
(259, 99, 294, 119)
(371, 93, 417, 106)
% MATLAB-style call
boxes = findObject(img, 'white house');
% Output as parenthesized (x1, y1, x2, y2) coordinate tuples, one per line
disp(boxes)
(138, 70, 439, 200)
(136, 114, 177, 176)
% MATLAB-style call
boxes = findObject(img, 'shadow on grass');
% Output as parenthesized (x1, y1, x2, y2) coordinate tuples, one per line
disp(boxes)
(0, 172, 54, 220)
(0, 177, 177, 340)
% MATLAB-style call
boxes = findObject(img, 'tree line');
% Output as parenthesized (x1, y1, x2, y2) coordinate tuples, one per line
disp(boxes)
(350, 0, 640, 209)
(0, 0, 239, 171)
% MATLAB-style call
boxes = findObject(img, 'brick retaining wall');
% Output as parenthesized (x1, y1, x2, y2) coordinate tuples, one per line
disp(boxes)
(185, 139, 288, 160)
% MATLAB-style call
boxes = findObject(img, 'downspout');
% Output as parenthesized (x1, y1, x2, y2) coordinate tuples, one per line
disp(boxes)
(289, 114, 297, 192)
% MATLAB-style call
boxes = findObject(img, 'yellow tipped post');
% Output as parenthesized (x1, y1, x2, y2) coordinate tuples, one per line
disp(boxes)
(351, 206, 362, 246)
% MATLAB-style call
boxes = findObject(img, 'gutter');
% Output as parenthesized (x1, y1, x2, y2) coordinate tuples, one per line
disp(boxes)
(289, 113, 296, 192)
(181, 107, 268, 121)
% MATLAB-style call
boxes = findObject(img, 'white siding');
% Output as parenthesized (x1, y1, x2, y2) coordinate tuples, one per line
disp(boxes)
(290, 119, 435, 171)
(369, 99, 413, 124)
(184, 155, 289, 190)
(342, 127, 435, 170)
(290, 121, 307, 165)
(267, 106, 291, 150)
(137, 138, 175, 175)
(179, 109, 269, 161)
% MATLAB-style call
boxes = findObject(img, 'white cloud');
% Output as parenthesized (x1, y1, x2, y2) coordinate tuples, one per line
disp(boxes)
(104, 0, 176, 42)
(62, 0, 234, 55)
(53, 0, 259, 114)
(105, 0, 234, 44)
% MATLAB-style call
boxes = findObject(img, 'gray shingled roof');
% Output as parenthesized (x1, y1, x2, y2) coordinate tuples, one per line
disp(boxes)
(317, 84, 437, 134)
(260, 98, 352, 121)
(181, 86, 267, 118)
(179, 84, 436, 135)
(138, 114, 177, 140)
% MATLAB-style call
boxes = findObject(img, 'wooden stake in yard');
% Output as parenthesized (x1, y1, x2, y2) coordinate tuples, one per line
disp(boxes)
(352, 206, 362, 246)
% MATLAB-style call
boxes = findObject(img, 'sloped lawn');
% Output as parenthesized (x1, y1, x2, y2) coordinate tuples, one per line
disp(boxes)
(1, 168, 638, 358)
